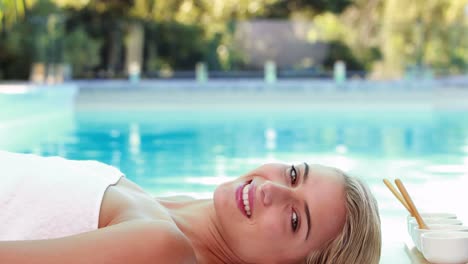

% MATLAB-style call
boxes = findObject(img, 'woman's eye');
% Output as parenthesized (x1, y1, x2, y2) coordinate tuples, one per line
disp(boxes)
(290, 165, 297, 185)
(291, 210, 299, 232)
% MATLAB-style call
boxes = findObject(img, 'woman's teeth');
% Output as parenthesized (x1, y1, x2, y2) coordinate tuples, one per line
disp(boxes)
(242, 183, 251, 216)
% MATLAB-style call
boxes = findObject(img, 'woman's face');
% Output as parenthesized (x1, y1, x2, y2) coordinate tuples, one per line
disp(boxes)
(213, 163, 347, 264)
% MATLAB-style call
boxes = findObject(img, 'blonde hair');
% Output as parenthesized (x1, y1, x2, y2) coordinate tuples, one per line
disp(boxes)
(305, 172, 381, 264)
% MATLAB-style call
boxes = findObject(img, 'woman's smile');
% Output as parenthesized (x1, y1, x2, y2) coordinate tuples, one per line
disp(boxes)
(236, 179, 255, 218)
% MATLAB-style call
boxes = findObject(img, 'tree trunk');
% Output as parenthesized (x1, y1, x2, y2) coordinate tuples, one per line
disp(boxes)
(125, 21, 144, 77)
(106, 24, 122, 76)
(22, 0, 28, 19)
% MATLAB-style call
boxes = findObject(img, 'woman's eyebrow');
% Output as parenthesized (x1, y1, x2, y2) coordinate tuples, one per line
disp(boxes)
(303, 162, 309, 183)
(302, 162, 311, 241)
(304, 201, 311, 241)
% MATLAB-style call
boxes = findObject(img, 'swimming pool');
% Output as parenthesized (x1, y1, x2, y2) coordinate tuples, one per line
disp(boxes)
(5, 107, 467, 202)
(2, 84, 468, 263)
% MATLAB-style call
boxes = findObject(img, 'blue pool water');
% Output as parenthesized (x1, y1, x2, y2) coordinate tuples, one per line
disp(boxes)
(6, 109, 467, 201)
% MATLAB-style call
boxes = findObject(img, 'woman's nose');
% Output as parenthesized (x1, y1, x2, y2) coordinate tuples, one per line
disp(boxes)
(260, 181, 292, 206)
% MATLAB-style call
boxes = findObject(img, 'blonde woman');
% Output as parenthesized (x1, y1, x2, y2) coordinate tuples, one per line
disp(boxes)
(0, 151, 381, 263)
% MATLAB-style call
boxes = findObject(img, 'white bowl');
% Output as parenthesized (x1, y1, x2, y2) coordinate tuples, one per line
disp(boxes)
(407, 212, 457, 222)
(408, 218, 463, 238)
(422, 231, 468, 264)
(419, 213, 458, 219)
(406, 213, 457, 234)
(413, 224, 468, 251)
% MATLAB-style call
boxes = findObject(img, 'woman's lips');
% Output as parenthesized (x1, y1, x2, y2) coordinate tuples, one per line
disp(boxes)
(236, 180, 253, 218)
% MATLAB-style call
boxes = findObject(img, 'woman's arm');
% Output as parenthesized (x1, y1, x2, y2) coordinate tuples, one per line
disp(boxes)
(0, 219, 196, 264)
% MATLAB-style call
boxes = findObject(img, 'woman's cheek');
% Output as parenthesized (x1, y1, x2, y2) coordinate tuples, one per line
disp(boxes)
(261, 212, 284, 240)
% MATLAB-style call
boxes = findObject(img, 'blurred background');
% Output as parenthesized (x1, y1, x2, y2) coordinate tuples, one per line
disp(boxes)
(0, 0, 467, 80)
(1, 1, 468, 263)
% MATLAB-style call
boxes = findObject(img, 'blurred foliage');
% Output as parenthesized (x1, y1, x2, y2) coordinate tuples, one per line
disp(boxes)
(323, 41, 368, 71)
(378, 0, 468, 77)
(0, 0, 467, 80)
(0, 21, 34, 79)
(0, 0, 61, 79)
(307, 11, 381, 71)
(262, 0, 352, 18)
(144, 22, 207, 71)
(62, 26, 101, 77)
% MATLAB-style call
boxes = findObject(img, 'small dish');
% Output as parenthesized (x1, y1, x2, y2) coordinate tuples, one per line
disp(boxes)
(408, 218, 463, 238)
(406, 213, 457, 235)
(407, 212, 457, 224)
(413, 224, 468, 251)
(421, 231, 468, 264)
(419, 213, 458, 219)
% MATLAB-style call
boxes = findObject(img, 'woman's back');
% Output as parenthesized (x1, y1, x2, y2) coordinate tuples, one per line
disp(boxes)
(0, 151, 171, 239)
(0, 151, 121, 240)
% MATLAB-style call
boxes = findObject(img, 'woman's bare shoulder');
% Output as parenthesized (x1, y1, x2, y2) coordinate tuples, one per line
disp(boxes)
(151, 220, 197, 263)
(0, 219, 196, 264)
(99, 177, 175, 227)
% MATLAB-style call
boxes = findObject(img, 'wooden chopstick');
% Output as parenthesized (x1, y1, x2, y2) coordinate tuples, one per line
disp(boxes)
(383, 179, 413, 215)
(394, 179, 429, 229)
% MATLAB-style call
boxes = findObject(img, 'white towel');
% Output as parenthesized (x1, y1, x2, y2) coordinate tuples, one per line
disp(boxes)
(0, 151, 124, 241)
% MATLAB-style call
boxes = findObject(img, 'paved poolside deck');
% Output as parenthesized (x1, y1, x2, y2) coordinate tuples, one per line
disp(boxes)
(72, 78, 468, 111)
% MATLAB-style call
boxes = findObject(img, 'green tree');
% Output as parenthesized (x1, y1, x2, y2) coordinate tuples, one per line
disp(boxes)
(379, 0, 467, 77)
(63, 26, 102, 78)
(0, 0, 61, 79)
(0, 0, 28, 32)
